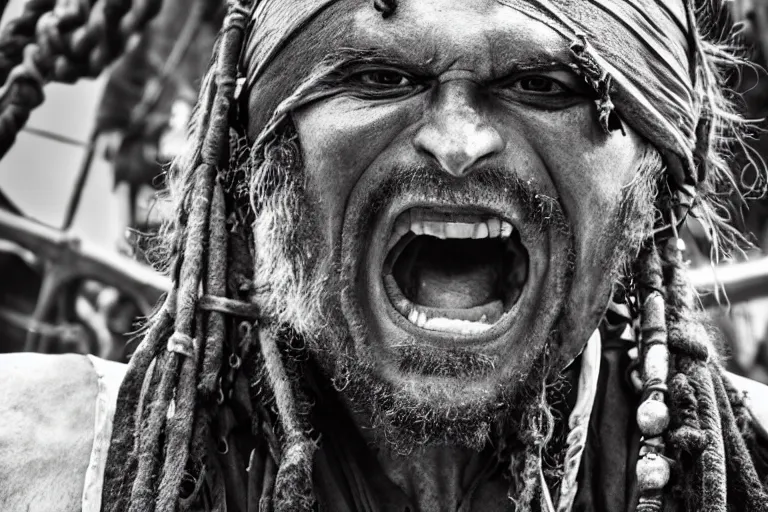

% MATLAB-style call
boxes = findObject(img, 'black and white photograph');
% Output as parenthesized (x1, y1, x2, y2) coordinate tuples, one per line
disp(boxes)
(1, 0, 768, 510)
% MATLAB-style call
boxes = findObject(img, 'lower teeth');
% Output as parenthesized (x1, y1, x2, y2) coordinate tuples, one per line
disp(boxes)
(405, 305, 495, 334)
(385, 274, 503, 335)
(421, 316, 492, 334)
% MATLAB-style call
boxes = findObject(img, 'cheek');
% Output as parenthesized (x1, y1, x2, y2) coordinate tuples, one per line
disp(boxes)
(292, 97, 420, 241)
(517, 107, 646, 354)
(524, 106, 644, 253)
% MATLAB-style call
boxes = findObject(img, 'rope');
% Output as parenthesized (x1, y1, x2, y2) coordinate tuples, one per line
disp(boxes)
(0, 0, 164, 158)
(0, 0, 55, 87)
(123, 0, 205, 140)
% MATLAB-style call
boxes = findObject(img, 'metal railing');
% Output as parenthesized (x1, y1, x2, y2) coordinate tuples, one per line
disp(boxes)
(0, 209, 170, 311)
(690, 256, 768, 308)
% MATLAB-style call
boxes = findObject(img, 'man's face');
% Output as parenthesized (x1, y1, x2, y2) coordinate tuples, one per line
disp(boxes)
(248, 0, 654, 447)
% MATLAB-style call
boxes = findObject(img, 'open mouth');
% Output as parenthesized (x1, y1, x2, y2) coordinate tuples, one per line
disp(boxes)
(382, 207, 529, 336)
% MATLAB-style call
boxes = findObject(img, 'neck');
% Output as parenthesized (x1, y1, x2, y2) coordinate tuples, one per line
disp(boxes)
(374, 442, 501, 512)
(338, 397, 508, 512)
(304, 362, 578, 511)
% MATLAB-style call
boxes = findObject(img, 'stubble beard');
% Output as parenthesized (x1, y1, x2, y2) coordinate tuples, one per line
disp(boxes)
(245, 131, 660, 454)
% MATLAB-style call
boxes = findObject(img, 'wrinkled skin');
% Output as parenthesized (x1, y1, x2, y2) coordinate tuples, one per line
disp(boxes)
(246, 0, 650, 508)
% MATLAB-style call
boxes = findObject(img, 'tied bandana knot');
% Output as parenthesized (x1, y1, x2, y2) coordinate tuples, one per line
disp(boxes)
(569, 34, 624, 135)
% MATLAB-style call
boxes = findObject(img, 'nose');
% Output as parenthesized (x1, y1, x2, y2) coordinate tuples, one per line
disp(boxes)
(413, 80, 505, 177)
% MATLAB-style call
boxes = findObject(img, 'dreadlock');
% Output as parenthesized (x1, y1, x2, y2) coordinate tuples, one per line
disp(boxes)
(95, 1, 316, 510)
(624, 1, 768, 509)
(506, 379, 557, 512)
(611, 147, 765, 512)
(650, 237, 768, 511)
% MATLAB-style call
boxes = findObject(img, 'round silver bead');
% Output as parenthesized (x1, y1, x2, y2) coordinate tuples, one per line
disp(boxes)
(636, 453, 671, 491)
(637, 399, 670, 437)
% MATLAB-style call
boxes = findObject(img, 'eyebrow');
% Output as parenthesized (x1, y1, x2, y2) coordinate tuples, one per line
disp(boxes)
(325, 45, 434, 74)
(497, 58, 574, 74)
(323, 44, 576, 80)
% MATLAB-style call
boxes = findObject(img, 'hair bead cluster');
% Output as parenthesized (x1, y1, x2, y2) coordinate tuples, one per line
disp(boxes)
(635, 243, 673, 511)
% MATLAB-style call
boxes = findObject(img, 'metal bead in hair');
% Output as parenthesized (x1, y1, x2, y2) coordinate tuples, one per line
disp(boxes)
(373, 0, 397, 18)
(635, 242, 672, 512)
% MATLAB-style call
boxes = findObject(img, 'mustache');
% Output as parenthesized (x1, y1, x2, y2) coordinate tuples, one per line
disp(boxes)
(364, 164, 569, 234)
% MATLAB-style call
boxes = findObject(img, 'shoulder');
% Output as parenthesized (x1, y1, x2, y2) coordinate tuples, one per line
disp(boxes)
(726, 372, 768, 435)
(0, 353, 126, 511)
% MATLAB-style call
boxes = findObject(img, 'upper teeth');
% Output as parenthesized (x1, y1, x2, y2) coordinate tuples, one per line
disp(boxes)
(388, 210, 514, 252)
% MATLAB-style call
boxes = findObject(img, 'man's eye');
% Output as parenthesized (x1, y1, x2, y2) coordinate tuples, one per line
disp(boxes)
(493, 71, 587, 109)
(338, 67, 420, 100)
(355, 70, 412, 88)
(512, 76, 567, 94)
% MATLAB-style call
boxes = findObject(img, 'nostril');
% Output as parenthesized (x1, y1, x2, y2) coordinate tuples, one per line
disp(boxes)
(435, 148, 476, 177)
(414, 122, 504, 177)
(469, 124, 505, 166)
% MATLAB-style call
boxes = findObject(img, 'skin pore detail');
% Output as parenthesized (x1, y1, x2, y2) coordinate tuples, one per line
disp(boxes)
(241, 0, 655, 509)
(281, 0, 644, 399)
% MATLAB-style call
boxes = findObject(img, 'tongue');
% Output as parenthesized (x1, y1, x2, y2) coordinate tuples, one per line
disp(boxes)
(415, 268, 498, 308)
(411, 239, 500, 309)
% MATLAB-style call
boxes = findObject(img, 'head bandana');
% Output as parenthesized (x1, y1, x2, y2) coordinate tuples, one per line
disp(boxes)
(240, 0, 707, 190)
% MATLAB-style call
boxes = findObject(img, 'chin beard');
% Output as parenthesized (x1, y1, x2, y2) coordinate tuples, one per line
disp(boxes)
(338, 334, 562, 454)
(243, 129, 661, 454)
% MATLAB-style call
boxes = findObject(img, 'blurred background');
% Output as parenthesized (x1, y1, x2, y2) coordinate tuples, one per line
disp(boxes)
(0, 0, 221, 360)
(0, 0, 767, 383)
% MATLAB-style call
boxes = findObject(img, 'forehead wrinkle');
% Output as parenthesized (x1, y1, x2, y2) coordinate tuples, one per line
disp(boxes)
(342, 4, 573, 80)
(345, 16, 467, 75)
